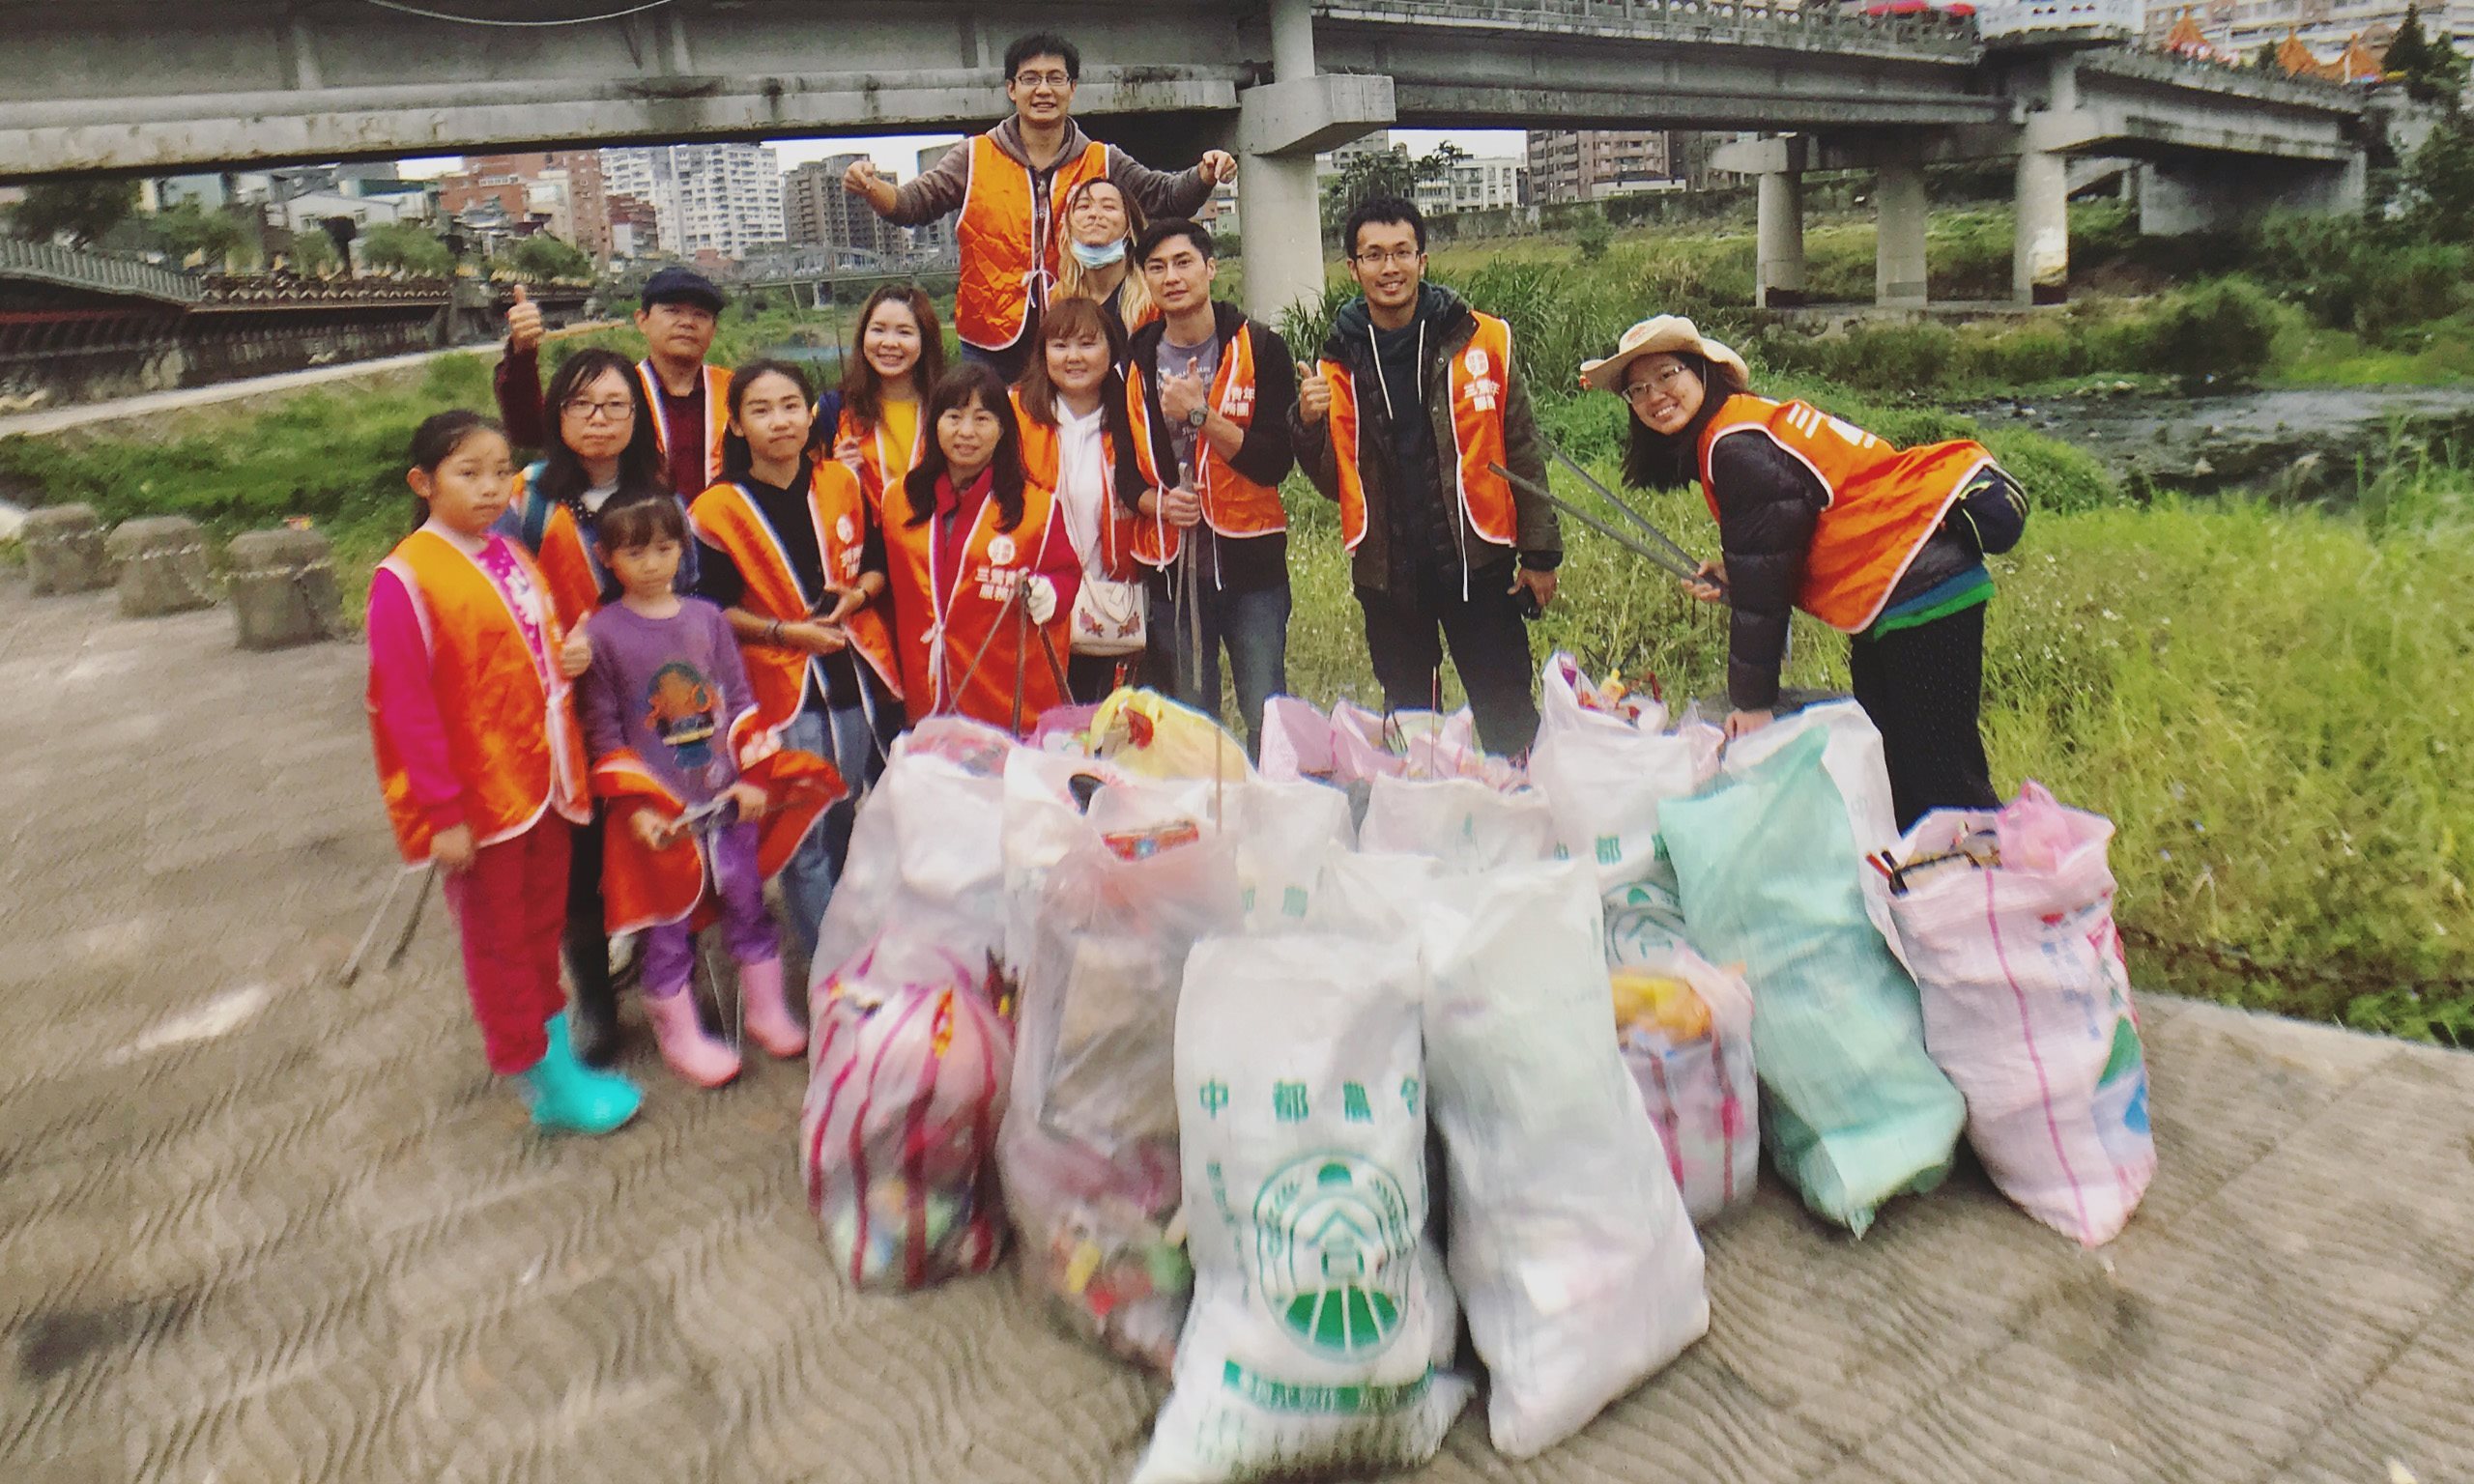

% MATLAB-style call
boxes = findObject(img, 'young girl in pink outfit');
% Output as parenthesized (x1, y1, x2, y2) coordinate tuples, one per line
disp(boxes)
(365, 411, 645, 1134)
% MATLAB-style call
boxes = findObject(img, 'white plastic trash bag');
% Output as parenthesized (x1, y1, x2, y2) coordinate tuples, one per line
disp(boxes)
(1611, 946, 1760, 1226)
(1419, 862, 1709, 1458)
(810, 717, 1014, 995)
(1891, 782, 2157, 1247)
(1136, 932, 1469, 1484)
(1358, 774, 1554, 871)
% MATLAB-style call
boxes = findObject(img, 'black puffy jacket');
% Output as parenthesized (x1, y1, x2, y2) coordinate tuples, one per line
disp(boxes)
(1711, 437, 2000, 710)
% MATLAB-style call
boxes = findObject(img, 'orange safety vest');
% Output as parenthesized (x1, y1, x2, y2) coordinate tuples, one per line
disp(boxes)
(1698, 394, 1993, 634)
(1322, 311, 1520, 555)
(956, 134, 1110, 352)
(837, 403, 925, 522)
(591, 730, 846, 935)
(366, 529, 589, 865)
(882, 478, 1070, 729)
(1124, 322, 1284, 568)
(687, 471, 904, 733)
(1012, 386, 1138, 583)
(637, 361, 733, 491)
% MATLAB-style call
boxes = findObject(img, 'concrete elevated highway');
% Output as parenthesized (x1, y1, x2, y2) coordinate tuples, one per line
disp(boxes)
(0, 0, 2402, 318)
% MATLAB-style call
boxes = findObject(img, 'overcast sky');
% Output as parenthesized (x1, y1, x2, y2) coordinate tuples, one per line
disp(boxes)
(399, 128, 1528, 180)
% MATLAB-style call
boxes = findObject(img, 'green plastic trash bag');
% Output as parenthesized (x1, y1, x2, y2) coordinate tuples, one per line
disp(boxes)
(1657, 728, 1964, 1236)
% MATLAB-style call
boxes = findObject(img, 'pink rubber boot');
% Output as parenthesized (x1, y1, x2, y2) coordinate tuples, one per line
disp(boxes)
(642, 987, 741, 1088)
(737, 957, 806, 1059)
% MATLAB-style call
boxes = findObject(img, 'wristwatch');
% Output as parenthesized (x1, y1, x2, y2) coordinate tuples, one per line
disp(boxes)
(1186, 405, 1209, 429)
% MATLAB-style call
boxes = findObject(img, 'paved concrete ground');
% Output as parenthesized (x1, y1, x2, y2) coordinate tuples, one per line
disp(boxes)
(3, 576, 2470, 1484)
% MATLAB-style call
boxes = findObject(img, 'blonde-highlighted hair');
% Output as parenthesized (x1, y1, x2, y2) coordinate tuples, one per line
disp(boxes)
(1055, 178, 1154, 327)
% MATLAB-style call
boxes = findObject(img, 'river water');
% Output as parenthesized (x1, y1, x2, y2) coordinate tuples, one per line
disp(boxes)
(1969, 384, 2474, 500)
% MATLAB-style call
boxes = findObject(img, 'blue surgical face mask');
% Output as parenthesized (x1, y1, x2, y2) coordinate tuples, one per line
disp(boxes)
(1071, 238, 1128, 270)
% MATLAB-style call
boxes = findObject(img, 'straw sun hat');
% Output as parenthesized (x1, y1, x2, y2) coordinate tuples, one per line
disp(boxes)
(1578, 315, 1749, 394)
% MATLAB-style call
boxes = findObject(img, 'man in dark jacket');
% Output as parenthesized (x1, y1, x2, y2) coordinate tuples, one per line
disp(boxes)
(1292, 197, 1560, 755)
(1121, 218, 1299, 755)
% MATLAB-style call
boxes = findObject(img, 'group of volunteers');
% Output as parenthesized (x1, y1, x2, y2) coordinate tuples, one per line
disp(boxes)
(364, 29, 2028, 1133)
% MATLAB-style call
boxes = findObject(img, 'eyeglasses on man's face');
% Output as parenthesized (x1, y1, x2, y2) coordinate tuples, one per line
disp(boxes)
(1014, 71, 1073, 90)
(561, 398, 634, 422)
(1353, 247, 1424, 269)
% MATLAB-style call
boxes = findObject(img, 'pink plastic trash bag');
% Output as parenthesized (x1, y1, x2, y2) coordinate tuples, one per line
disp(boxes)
(802, 935, 1015, 1290)
(1610, 947, 1760, 1226)
(1891, 781, 2156, 1247)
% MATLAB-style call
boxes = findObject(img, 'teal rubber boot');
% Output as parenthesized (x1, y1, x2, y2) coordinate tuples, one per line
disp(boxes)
(516, 1013, 645, 1134)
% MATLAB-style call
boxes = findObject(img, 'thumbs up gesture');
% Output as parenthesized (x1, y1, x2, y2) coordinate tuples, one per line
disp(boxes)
(1161, 357, 1208, 425)
(1295, 360, 1330, 425)
(506, 283, 543, 355)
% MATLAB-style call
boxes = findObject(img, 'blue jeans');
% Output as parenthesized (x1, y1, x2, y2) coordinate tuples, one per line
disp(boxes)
(777, 689, 896, 965)
(1147, 576, 1291, 756)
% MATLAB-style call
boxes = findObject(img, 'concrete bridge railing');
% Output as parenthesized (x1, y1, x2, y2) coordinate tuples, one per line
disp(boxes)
(0, 240, 202, 306)
(1974, 0, 2140, 41)
(1313, 0, 1978, 60)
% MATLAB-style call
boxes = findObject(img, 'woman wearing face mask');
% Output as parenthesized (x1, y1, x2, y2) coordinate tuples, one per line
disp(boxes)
(1011, 296, 1145, 702)
(823, 285, 948, 518)
(1054, 178, 1158, 344)
(1590, 315, 2027, 830)
(883, 362, 1082, 731)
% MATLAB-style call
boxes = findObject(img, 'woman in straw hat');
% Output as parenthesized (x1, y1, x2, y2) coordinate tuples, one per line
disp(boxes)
(1583, 315, 2026, 828)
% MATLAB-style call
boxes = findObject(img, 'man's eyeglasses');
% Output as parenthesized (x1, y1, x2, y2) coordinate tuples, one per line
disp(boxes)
(561, 398, 634, 422)
(1353, 247, 1424, 268)
(1014, 71, 1073, 89)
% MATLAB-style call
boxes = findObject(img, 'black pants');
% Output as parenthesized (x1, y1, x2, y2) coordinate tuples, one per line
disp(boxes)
(561, 805, 612, 1008)
(1848, 601, 1999, 832)
(1067, 650, 1137, 705)
(1356, 560, 1539, 757)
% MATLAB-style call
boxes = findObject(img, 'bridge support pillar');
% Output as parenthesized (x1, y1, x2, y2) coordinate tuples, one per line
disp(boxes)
(2013, 148, 2069, 306)
(1875, 155, 1929, 309)
(1233, 0, 1393, 326)
(1756, 169, 1806, 309)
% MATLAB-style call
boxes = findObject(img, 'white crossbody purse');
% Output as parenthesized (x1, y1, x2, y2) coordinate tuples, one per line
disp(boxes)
(1069, 443, 1148, 659)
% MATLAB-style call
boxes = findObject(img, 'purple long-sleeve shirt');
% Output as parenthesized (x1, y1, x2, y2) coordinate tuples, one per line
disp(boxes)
(576, 597, 756, 807)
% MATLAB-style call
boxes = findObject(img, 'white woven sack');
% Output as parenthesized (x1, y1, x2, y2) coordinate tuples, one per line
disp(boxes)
(1136, 932, 1468, 1484)
(1420, 862, 1709, 1457)
(1357, 774, 1555, 872)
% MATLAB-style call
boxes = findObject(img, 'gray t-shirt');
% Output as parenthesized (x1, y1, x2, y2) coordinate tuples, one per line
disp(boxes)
(1157, 330, 1223, 481)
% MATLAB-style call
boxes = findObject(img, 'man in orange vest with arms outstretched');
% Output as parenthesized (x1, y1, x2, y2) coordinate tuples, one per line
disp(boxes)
(843, 31, 1234, 382)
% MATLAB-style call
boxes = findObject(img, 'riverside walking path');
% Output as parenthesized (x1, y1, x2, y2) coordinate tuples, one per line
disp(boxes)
(1, 574, 2469, 1484)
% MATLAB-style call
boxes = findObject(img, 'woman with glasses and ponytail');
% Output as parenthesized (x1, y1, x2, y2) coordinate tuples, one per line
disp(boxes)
(496, 346, 701, 1068)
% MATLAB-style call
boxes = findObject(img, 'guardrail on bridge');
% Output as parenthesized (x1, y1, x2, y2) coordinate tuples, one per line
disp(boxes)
(1312, 0, 1981, 59)
(0, 239, 202, 306)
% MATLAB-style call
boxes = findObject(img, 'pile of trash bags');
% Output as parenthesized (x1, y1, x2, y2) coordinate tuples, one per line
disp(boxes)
(795, 651, 2158, 1481)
